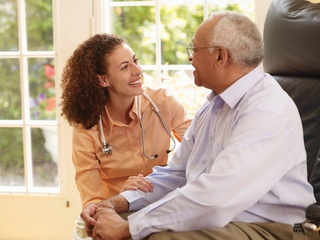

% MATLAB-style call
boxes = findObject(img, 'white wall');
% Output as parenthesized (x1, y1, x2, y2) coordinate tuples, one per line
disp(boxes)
(255, 0, 272, 36)
(0, 0, 273, 239)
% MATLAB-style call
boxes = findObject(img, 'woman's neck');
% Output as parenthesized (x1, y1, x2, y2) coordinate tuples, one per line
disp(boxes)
(106, 96, 135, 125)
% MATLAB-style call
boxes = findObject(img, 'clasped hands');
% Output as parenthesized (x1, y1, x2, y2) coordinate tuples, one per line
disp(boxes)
(81, 198, 130, 240)
(81, 174, 154, 240)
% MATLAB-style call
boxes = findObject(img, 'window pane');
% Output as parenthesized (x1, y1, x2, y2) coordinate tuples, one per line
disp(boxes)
(110, 6, 156, 65)
(28, 58, 56, 120)
(160, 5, 203, 65)
(31, 127, 58, 187)
(0, 0, 18, 51)
(25, 0, 53, 51)
(0, 128, 24, 187)
(0, 58, 21, 120)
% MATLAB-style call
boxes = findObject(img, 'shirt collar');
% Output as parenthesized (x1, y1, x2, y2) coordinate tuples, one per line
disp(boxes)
(219, 66, 265, 108)
(102, 96, 139, 133)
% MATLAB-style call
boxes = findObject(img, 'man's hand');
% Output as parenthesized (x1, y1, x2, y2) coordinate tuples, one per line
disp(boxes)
(80, 195, 130, 238)
(80, 203, 101, 237)
(121, 174, 154, 192)
(93, 208, 131, 240)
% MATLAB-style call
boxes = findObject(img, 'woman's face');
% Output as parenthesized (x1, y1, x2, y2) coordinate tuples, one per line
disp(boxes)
(104, 43, 143, 97)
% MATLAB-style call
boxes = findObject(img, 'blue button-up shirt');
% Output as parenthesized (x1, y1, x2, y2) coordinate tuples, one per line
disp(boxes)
(121, 66, 316, 240)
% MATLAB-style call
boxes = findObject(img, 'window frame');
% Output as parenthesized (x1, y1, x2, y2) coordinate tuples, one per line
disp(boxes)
(0, 0, 60, 195)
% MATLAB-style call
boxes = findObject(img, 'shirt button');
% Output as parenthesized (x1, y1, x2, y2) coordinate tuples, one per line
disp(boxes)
(202, 160, 206, 164)
(210, 136, 213, 141)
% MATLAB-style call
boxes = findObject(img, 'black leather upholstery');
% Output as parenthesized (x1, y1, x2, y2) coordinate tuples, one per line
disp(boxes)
(263, 0, 320, 201)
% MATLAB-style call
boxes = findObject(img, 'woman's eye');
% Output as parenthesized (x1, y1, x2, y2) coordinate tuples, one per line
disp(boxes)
(121, 65, 129, 70)
(134, 58, 139, 64)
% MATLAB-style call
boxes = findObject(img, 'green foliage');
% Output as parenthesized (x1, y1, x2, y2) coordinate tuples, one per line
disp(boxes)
(112, 6, 156, 64)
(111, 3, 254, 65)
(0, 0, 19, 51)
(26, 0, 53, 51)
(0, 58, 22, 119)
(31, 128, 57, 187)
(0, 128, 24, 186)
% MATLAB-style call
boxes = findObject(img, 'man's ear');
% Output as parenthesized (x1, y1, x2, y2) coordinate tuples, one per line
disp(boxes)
(217, 48, 228, 63)
(98, 75, 109, 87)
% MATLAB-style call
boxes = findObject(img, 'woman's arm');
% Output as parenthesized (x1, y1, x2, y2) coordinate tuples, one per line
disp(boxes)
(72, 126, 105, 207)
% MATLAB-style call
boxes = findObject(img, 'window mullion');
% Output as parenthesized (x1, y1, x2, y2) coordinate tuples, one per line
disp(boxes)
(204, 0, 209, 19)
(155, 0, 161, 87)
(18, 0, 27, 54)
(25, 126, 33, 191)
(18, 0, 31, 192)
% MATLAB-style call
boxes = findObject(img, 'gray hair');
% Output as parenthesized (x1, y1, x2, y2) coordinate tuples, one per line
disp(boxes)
(208, 11, 264, 67)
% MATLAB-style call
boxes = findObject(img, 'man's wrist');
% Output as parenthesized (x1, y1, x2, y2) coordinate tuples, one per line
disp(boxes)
(121, 221, 131, 239)
(109, 195, 129, 213)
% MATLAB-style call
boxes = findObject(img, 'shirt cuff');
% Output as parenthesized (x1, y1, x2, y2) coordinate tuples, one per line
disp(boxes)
(120, 190, 145, 211)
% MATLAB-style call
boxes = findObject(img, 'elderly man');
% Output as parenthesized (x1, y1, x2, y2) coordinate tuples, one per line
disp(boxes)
(81, 11, 317, 240)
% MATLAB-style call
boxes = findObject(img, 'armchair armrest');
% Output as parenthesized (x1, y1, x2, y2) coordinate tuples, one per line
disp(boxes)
(304, 203, 320, 232)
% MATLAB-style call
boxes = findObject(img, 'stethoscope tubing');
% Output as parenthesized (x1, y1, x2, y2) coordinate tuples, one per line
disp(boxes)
(99, 92, 176, 159)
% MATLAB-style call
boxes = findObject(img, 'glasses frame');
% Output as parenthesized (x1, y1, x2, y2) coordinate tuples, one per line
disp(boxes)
(186, 42, 217, 58)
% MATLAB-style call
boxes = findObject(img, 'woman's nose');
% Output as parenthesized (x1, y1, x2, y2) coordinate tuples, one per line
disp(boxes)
(134, 64, 143, 75)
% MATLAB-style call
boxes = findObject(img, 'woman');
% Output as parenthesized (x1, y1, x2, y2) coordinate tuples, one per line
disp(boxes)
(60, 33, 191, 208)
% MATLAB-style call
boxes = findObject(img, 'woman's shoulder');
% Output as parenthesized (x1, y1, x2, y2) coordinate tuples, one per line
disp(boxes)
(72, 122, 98, 132)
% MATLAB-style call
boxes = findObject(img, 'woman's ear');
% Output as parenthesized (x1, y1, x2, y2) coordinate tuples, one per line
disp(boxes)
(98, 75, 109, 87)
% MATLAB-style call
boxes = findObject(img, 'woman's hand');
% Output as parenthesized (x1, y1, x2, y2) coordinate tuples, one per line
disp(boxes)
(121, 174, 154, 192)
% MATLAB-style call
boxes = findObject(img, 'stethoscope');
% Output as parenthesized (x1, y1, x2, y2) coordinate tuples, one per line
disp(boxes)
(98, 92, 176, 160)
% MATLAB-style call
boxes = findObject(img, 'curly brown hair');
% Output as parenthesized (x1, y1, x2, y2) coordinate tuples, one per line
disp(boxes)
(60, 33, 124, 129)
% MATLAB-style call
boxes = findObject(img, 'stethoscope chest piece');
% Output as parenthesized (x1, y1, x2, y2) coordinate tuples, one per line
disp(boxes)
(101, 142, 113, 155)
(99, 115, 113, 155)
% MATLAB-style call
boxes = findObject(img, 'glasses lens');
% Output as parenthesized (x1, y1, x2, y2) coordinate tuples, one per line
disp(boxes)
(186, 42, 193, 58)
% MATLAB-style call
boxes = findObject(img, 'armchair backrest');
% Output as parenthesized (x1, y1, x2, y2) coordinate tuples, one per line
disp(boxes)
(263, 0, 320, 201)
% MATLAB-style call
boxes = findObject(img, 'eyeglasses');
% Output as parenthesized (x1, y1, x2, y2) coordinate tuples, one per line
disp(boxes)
(186, 42, 217, 59)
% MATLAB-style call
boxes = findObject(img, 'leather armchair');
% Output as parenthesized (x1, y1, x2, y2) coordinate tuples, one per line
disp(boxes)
(263, 0, 320, 232)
